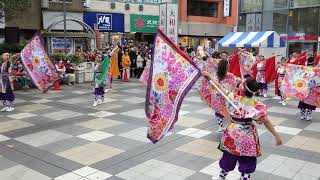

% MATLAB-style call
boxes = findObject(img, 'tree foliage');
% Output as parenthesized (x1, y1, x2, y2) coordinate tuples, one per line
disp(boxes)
(0, 0, 32, 20)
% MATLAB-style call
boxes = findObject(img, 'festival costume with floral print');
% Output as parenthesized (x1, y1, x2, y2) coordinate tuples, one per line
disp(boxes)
(0, 61, 15, 111)
(218, 92, 267, 157)
(20, 34, 60, 93)
(93, 56, 110, 106)
(199, 58, 241, 120)
(275, 65, 287, 105)
(239, 51, 256, 78)
(145, 29, 200, 143)
(139, 60, 150, 86)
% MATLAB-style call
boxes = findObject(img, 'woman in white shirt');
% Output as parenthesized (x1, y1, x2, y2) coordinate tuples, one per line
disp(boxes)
(136, 52, 145, 78)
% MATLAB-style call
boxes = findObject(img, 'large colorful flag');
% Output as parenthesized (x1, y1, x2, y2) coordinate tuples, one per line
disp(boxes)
(20, 34, 60, 93)
(228, 53, 242, 78)
(282, 64, 320, 107)
(146, 29, 200, 143)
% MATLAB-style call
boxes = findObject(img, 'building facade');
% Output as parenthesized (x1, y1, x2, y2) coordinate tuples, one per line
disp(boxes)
(238, 0, 320, 54)
(84, 0, 175, 48)
(178, 0, 237, 48)
(41, 0, 92, 54)
(4, 0, 42, 44)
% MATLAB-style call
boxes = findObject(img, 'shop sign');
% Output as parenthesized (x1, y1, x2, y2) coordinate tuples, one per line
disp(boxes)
(224, 0, 230, 17)
(130, 14, 159, 33)
(160, 3, 178, 44)
(83, 12, 124, 32)
(97, 14, 112, 30)
(113, 0, 162, 4)
(167, 4, 178, 44)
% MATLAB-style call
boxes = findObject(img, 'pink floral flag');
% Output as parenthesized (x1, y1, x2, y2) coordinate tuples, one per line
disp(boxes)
(20, 34, 60, 93)
(283, 64, 320, 107)
(146, 29, 200, 143)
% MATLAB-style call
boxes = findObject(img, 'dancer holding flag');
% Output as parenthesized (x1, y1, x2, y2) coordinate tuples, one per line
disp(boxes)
(93, 54, 110, 107)
(255, 55, 268, 97)
(105, 46, 120, 92)
(199, 52, 242, 132)
(298, 56, 318, 120)
(0, 53, 15, 112)
(202, 72, 282, 180)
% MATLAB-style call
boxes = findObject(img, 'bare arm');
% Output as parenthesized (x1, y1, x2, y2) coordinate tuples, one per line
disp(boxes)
(263, 118, 282, 146)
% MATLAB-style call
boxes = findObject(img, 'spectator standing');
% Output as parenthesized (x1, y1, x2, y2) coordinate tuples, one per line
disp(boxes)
(136, 52, 144, 78)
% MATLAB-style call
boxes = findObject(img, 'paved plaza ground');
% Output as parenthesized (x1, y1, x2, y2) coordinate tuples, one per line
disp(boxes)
(0, 79, 319, 180)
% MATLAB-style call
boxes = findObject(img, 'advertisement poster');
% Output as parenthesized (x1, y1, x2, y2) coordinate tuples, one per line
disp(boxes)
(51, 38, 73, 54)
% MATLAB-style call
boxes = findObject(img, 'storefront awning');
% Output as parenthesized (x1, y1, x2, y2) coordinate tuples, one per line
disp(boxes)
(217, 31, 286, 48)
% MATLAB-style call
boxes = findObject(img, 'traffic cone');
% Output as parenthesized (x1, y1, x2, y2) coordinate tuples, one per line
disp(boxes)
(53, 80, 61, 90)
(123, 69, 129, 82)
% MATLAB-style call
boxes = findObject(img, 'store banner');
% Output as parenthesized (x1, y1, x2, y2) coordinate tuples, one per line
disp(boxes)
(159, 3, 167, 33)
(223, 0, 230, 17)
(83, 12, 124, 32)
(130, 14, 159, 33)
(166, 4, 178, 44)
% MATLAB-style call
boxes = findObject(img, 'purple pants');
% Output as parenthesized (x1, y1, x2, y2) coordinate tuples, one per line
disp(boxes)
(215, 112, 224, 119)
(0, 92, 15, 102)
(94, 87, 104, 96)
(298, 101, 316, 110)
(258, 83, 268, 90)
(219, 151, 257, 174)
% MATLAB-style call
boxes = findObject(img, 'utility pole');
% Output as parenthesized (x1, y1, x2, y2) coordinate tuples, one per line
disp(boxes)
(63, 0, 67, 55)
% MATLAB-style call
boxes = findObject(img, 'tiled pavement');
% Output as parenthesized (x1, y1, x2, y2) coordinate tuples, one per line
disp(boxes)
(0, 79, 319, 180)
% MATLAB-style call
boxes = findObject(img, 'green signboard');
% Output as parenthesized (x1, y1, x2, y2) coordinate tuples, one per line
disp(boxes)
(130, 14, 159, 33)
(114, 0, 162, 4)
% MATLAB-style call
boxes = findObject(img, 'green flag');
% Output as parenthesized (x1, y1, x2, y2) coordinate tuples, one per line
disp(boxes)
(98, 56, 111, 87)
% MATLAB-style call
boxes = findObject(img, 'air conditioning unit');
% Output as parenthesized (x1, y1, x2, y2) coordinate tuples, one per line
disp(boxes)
(42, 0, 49, 8)
(125, 4, 130, 10)
(139, 5, 143, 11)
(111, 3, 116, 9)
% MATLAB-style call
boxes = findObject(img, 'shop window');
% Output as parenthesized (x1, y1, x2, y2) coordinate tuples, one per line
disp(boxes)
(290, 0, 320, 8)
(288, 7, 320, 36)
(111, 3, 116, 9)
(125, 4, 130, 10)
(48, 0, 72, 3)
(187, 0, 218, 17)
(273, 0, 289, 9)
(139, 5, 143, 11)
(240, 0, 262, 13)
(272, 10, 288, 34)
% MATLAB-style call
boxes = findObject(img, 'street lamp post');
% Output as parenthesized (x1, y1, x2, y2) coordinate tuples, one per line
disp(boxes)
(63, 0, 67, 55)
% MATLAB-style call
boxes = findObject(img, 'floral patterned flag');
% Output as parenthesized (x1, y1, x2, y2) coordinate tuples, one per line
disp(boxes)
(283, 64, 320, 106)
(20, 34, 60, 93)
(146, 29, 200, 143)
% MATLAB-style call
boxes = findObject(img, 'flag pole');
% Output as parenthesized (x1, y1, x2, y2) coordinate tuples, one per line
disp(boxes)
(206, 78, 240, 112)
